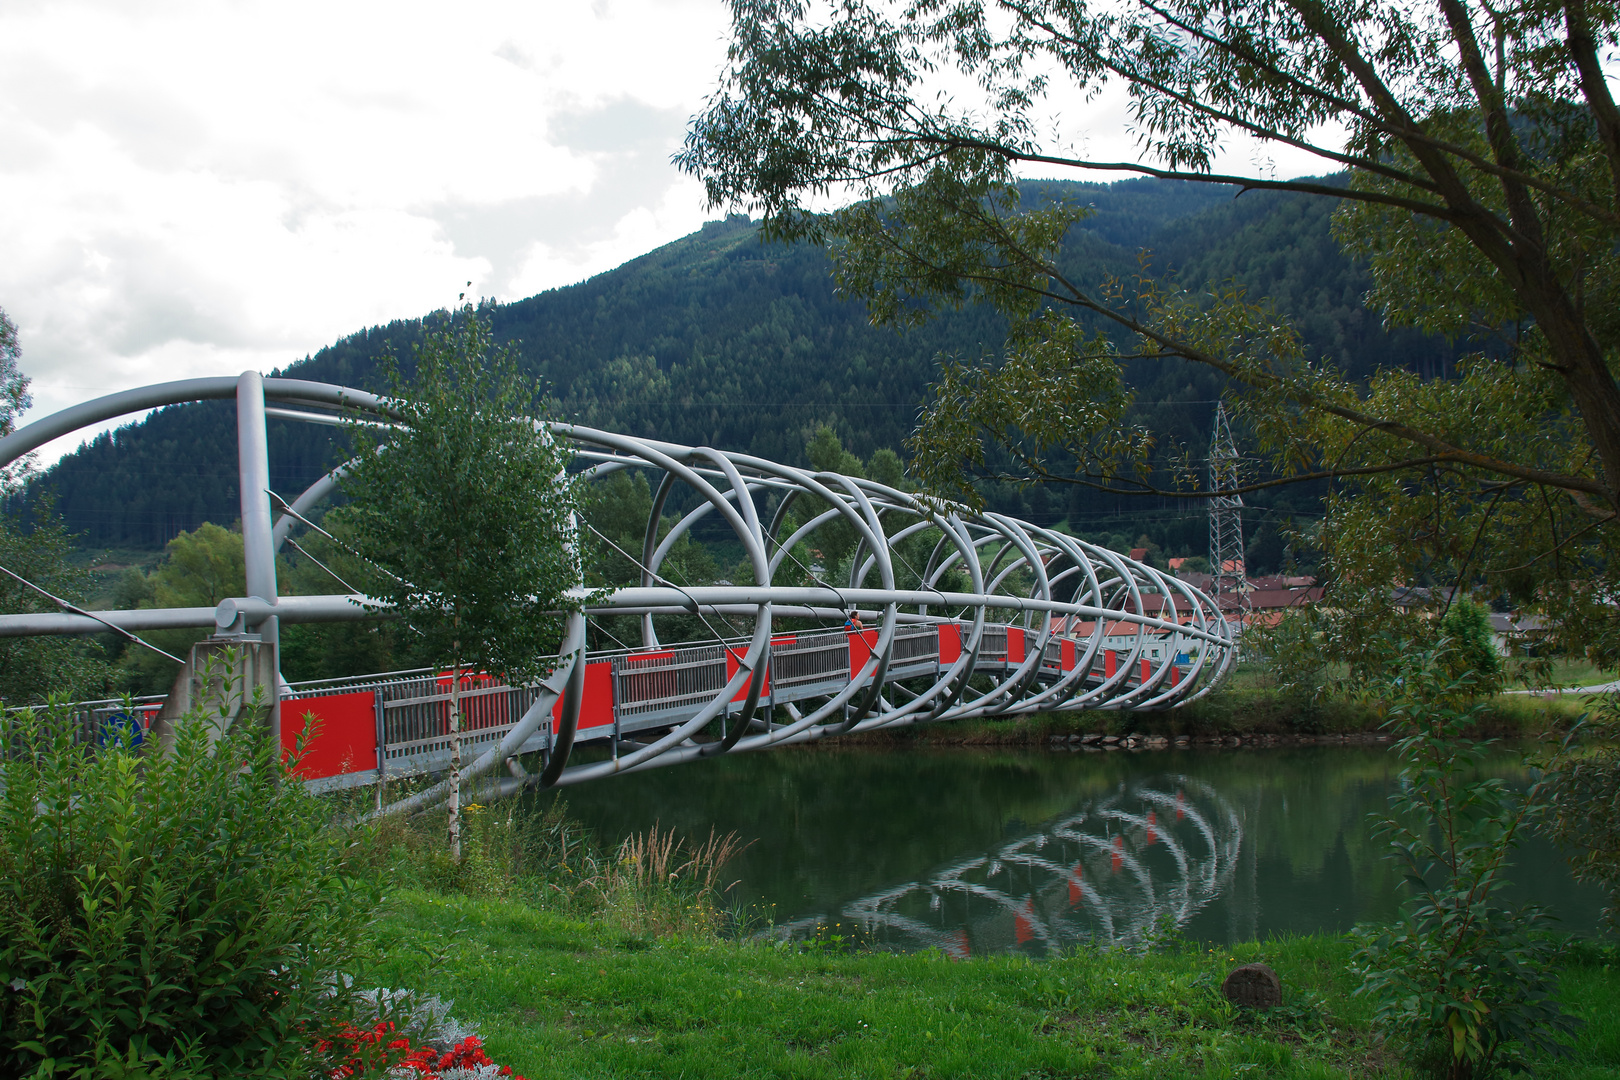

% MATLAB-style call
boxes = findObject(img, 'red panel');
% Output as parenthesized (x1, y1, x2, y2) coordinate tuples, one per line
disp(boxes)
(1105, 650, 1117, 678)
(849, 629, 878, 680)
(282, 692, 377, 780)
(1140, 658, 1151, 683)
(556, 660, 615, 733)
(726, 647, 770, 703)
(1007, 628, 1025, 663)
(939, 623, 962, 664)
(1062, 639, 1076, 671)
(1170, 665, 1180, 687)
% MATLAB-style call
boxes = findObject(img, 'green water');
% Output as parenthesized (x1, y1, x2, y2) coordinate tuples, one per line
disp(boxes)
(538, 743, 1607, 956)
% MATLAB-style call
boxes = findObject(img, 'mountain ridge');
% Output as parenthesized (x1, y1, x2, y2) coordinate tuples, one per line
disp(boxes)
(25, 176, 1457, 568)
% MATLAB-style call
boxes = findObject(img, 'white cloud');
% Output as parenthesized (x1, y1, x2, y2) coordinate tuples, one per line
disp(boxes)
(0, 0, 735, 463)
(0, 0, 1335, 468)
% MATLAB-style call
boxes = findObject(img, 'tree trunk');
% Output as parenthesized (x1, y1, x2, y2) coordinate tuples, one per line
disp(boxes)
(1519, 285, 1620, 504)
(448, 662, 462, 863)
(1559, 344, 1620, 504)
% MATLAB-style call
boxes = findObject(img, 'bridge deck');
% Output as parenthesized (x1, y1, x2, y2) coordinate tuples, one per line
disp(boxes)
(267, 618, 1194, 793)
(51, 617, 1200, 795)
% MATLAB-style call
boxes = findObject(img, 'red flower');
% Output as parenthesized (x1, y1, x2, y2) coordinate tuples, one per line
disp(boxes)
(314, 1016, 528, 1079)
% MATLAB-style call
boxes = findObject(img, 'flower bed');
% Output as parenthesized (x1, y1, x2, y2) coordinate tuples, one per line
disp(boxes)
(320, 1020, 528, 1080)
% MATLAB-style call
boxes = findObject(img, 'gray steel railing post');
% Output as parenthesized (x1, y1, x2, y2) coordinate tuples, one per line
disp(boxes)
(237, 371, 280, 740)
(374, 684, 387, 811)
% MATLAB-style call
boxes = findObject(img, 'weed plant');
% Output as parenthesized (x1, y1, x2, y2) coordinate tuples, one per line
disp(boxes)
(0, 693, 378, 1078)
(1542, 698, 1620, 933)
(1353, 648, 1581, 1080)
(364, 796, 748, 940)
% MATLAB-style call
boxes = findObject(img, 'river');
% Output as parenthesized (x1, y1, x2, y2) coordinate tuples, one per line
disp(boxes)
(537, 741, 1607, 956)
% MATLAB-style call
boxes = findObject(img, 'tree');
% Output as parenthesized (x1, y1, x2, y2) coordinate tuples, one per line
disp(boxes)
(121, 522, 246, 695)
(0, 307, 116, 703)
(1439, 596, 1504, 691)
(680, 0, 1620, 658)
(275, 516, 407, 684)
(0, 504, 117, 704)
(1354, 650, 1580, 1077)
(0, 308, 30, 491)
(340, 302, 588, 861)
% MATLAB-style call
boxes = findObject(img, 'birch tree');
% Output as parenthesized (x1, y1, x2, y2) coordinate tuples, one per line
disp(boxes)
(341, 302, 587, 861)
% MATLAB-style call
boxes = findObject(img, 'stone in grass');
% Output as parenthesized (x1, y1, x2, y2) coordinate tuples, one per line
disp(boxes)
(1222, 963, 1282, 1009)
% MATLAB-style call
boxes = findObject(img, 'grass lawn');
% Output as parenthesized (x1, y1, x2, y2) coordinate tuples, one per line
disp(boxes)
(368, 889, 1620, 1079)
(1500, 657, 1618, 690)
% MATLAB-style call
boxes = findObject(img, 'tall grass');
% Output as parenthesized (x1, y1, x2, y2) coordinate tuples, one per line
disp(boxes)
(362, 796, 751, 939)
(613, 822, 752, 936)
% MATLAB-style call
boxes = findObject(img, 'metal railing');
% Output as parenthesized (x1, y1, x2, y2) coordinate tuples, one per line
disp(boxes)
(613, 645, 729, 722)
(2, 696, 166, 757)
(773, 631, 851, 691)
(890, 624, 940, 669)
(375, 673, 547, 779)
(979, 625, 1009, 664)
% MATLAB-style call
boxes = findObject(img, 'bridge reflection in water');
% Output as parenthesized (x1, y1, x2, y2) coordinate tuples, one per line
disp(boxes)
(762, 775, 1242, 957)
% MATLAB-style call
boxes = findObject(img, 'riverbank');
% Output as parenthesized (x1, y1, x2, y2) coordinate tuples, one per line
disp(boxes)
(832, 686, 1590, 749)
(368, 888, 1620, 1079)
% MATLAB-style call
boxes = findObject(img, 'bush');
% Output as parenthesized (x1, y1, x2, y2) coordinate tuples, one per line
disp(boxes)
(0, 690, 379, 1077)
(1439, 598, 1503, 694)
(1352, 650, 1578, 1079)
(1542, 702, 1620, 933)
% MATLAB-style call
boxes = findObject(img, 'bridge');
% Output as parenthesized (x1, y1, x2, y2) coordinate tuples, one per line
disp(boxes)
(0, 374, 1236, 815)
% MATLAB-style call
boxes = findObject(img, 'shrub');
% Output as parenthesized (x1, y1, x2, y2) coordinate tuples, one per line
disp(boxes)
(1352, 650, 1579, 1079)
(1439, 598, 1503, 694)
(1542, 702, 1620, 933)
(0, 690, 379, 1077)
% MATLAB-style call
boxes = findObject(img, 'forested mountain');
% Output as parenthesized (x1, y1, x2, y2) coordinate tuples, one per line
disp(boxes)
(29, 176, 1458, 571)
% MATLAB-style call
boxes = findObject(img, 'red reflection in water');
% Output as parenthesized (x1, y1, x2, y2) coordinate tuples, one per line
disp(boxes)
(1068, 863, 1084, 906)
(1111, 835, 1123, 872)
(948, 928, 971, 960)
(1147, 809, 1157, 845)
(1176, 791, 1185, 820)
(1015, 899, 1035, 944)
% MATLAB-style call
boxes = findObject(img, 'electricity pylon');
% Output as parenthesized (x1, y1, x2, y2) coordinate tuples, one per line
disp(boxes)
(1208, 402, 1248, 626)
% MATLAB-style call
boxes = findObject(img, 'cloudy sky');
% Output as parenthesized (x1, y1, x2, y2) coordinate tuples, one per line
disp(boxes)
(1, 0, 1323, 465)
